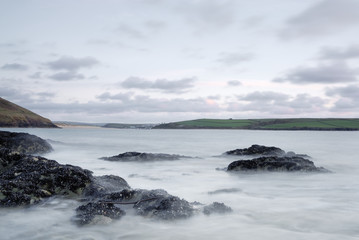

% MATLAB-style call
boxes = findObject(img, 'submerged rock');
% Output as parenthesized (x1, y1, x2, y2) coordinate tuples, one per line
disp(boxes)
(203, 202, 233, 215)
(225, 144, 285, 156)
(227, 156, 329, 172)
(0, 149, 93, 206)
(100, 151, 190, 162)
(74, 202, 126, 225)
(0, 131, 53, 155)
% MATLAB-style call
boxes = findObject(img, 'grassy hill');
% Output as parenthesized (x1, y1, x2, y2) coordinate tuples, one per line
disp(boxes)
(0, 97, 58, 128)
(154, 118, 359, 130)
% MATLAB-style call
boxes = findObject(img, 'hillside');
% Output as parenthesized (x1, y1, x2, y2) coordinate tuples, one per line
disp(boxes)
(153, 118, 359, 131)
(0, 97, 58, 128)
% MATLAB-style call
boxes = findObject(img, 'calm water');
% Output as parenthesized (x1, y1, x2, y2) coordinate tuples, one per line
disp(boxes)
(1, 128, 359, 240)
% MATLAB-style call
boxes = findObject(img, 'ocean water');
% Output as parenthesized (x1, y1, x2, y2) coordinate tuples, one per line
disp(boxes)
(1, 128, 359, 240)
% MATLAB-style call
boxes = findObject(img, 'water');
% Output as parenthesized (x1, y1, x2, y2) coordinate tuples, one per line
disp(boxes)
(1, 128, 359, 240)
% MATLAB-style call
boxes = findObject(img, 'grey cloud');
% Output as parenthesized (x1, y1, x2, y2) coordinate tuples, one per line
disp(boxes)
(319, 45, 359, 60)
(280, 0, 359, 39)
(121, 76, 196, 93)
(326, 84, 359, 99)
(228, 91, 326, 114)
(1, 63, 28, 71)
(238, 91, 289, 102)
(97, 92, 134, 102)
(29, 72, 42, 79)
(227, 80, 242, 86)
(326, 85, 359, 112)
(273, 62, 358, 84)
(46, 56, 99, 71)
(48, 71, 85, 81)
(217, 52, 254, 66)
(30, 94, 221, 114)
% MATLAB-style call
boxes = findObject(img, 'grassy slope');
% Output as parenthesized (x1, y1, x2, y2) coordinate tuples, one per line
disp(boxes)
(154, 118, 359, 130)
(0, 97, 57, 128)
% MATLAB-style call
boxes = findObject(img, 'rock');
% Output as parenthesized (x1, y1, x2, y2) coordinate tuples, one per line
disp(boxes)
(100, 151, 190, 162)
(0, 131, 53, 155)
(74, 202, 126, 226)
(227, 156, 329, 172)
(83, 175, 131, 198)
(0, 150, 93, 207)
(203, 202, 233, 215)
(225, 144, 285, 156)
(96, 189, 195, 220)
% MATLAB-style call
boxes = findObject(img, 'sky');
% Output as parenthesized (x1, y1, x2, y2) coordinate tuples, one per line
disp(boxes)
(1, 0, 359, 123)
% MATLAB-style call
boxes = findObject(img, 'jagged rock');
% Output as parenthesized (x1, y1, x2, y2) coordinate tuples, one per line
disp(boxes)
(74, 202, 126, 225)
(203, 202, 233, 215)
(225, 144, 285, 156)
(0, 150, 93, 206)
(227, 156, 329, 172)
(100, 151, 189, 162)
(0, 131, 53, 155)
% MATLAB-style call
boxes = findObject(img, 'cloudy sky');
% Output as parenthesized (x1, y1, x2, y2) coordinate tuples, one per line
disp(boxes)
(1, 0, 359, 123)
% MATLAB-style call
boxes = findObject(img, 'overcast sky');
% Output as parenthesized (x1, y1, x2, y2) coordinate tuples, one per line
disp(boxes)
(1, 0, 359, 123)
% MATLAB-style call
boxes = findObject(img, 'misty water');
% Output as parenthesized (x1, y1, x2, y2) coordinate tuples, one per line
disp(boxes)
(1, 128, 359, 240)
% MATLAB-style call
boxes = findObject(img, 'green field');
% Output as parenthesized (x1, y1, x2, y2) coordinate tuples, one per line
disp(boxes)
(154, 118, 359, 130)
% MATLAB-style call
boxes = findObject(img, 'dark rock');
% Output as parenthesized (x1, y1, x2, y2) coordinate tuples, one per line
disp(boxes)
(74, 202, 126, 225)
(225, 144, 285, 156)
(227, 156, 329, 172)
(83, 175, 130, 198)
(100, 151, 189, 162)
(0, 131, 53, 155)
(0, 150, 93, 207)
(203, 202, 233, 215)
(96, 189, 195, 220)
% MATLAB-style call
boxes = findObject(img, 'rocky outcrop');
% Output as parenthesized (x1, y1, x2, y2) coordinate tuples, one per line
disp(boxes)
(226, 145, 329, 173)
(227, 156, 329, 172)
(0, 149, 93, 206)
(0, 131, 53, 155)
(100, 152, 190, 162)
(225, 144, 285, 156)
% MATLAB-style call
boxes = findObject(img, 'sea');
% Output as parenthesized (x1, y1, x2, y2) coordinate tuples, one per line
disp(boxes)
(0, 127, 358, 240)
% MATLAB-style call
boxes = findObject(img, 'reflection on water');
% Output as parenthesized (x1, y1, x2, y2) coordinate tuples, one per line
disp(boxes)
(1, 128, 359, 240)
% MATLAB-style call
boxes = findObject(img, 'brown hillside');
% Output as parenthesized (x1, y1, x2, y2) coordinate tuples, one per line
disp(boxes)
(0, 97, 58, 128)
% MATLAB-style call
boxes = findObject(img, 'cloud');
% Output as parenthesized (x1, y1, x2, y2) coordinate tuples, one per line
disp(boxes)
(280, 0, 359, 39)
(175, 0, 238, 33)
(228, 91, 326, 115)
(121, 76, 196, 93)
(46, 56, 99, 71)
(30, 93, 221, 115)
(217, 52, 254, 66)
(1, 63, 28, 71)
(273, 62, 358, 84)
(29, 72, 42, 79)
(48, 71, 85, 81)
(227, 80, 242, 86)
(116, 23, 146, 39)
(319, 45, 359, 60)
(326, 85, 359, 112)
